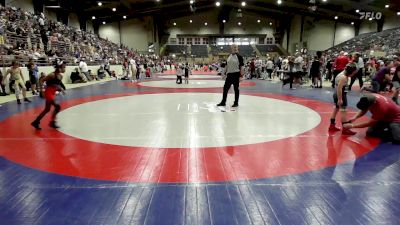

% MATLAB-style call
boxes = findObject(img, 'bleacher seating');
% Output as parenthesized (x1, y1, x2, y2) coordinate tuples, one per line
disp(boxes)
(238, 45, 255, 57)
(210, 45, 231, 56)
(327, 27, 400, 57)
(190, 45, 208, 57)
(0, 5, 135, 67)
(165, 45, 187, 55)
(256, 45, 280, 54)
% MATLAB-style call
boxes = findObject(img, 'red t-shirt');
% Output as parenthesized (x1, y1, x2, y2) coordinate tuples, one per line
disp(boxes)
(334, 56, 349, 71)
(370, 94, 400, 123)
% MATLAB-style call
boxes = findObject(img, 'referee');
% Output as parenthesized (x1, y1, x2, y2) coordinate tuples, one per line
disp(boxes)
(217, 44, 244, 108)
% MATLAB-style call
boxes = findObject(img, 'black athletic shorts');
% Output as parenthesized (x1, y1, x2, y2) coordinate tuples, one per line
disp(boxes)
(333, 91, 347, 109)
(30, 75, 37, 84)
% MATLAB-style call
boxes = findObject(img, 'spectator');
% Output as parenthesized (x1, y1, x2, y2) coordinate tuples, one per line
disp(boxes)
(70, 68, 86, 83)
(344, 94, 400, 144)
(98, 66, 106, 79)
(79, 58, 91, 81)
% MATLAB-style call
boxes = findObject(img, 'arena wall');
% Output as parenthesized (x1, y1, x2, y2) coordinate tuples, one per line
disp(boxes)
(98, 18, 153, 52)
(359, 20, 378, 34)
(120, 18, 154, 52)
(44, 9, 58, 22)
(382, 15, 399, 31)
(68, 13, 80, 30)
(87, 21, 95, 33)
(99, 22, 121, 46)
(166, 11, 275, 42)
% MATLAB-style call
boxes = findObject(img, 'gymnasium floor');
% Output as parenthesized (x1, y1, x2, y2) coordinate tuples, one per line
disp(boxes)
(0, 71, 399, 225)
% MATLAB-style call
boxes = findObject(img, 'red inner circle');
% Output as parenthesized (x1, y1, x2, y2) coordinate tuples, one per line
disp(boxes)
(0, 92, 380, 183)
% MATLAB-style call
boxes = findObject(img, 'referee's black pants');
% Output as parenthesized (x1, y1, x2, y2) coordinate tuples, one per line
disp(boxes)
(221, 72, 240, 105)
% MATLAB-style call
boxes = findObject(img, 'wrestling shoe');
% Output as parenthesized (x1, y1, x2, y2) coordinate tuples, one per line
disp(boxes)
(49, 121, 60, 129)
(217, 102, 226, 107)
(328, 124, 341, 131)
(31, 121, 41, 130)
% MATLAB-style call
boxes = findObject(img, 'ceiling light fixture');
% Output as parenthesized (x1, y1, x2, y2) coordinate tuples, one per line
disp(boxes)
(277, 0, 282, 5)
(190, 0, 194, 4)
(216, 1, 220, 7)
(241, 2, 246, 7)
(98, 2, 102, 6)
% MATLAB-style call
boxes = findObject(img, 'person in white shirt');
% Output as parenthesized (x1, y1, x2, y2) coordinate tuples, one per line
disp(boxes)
(349, 53, 364, 91)
(129, 58, 137, 82)
(217, 44, 244, 108)
(79, 58, 91, 81)
(176, 64, 183, 84)
(266, 58, 274, 80)
(293, 53, 304, 84)
(38, 13, 45, 27)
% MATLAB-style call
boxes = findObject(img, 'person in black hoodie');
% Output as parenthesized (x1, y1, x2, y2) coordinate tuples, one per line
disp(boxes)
(217, 44, 244, 108)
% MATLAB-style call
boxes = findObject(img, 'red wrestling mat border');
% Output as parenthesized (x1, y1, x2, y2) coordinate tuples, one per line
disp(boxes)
(0, 91, 380, 183)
